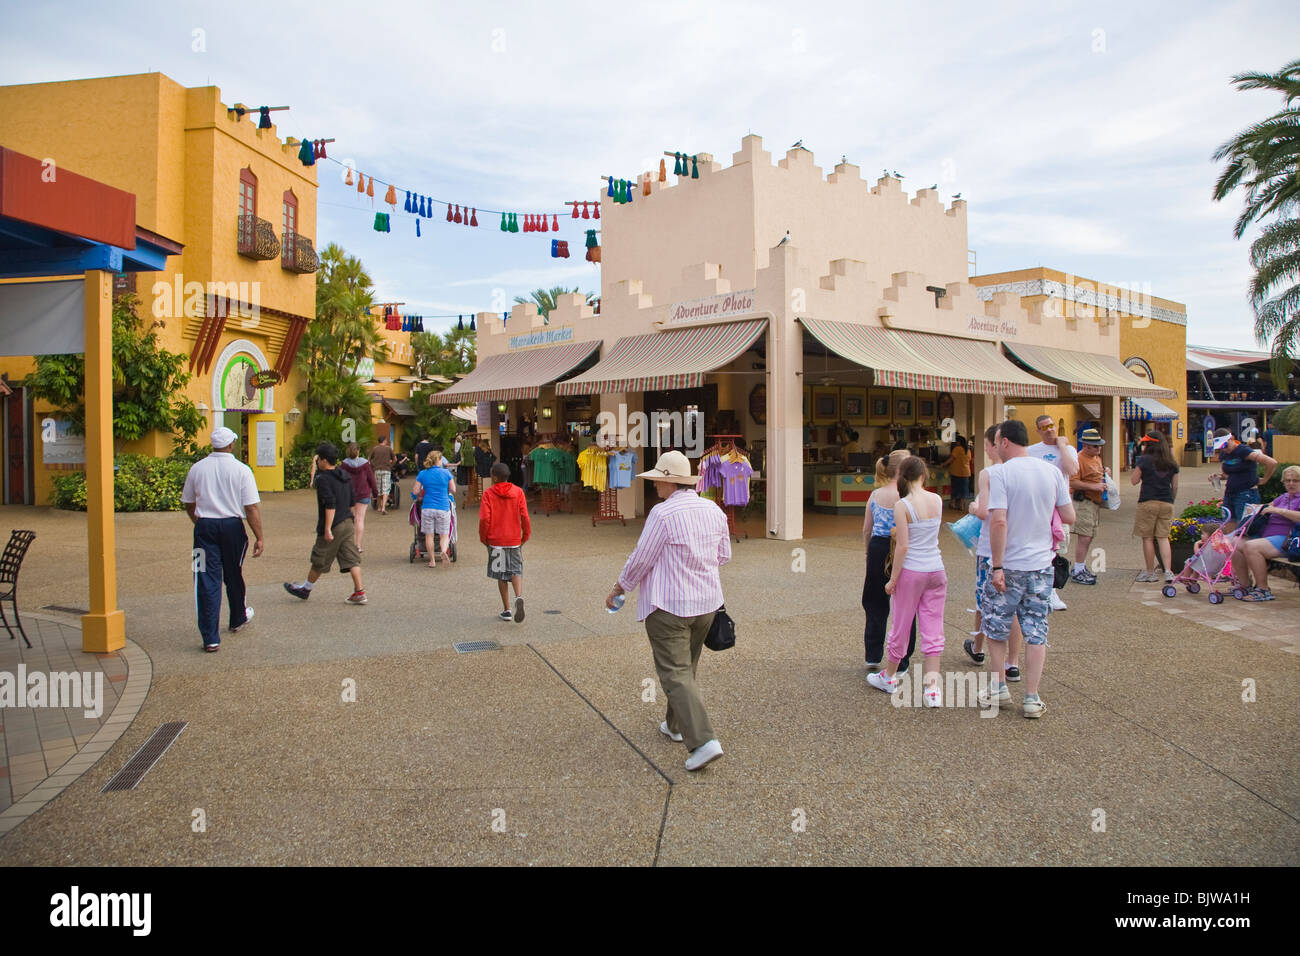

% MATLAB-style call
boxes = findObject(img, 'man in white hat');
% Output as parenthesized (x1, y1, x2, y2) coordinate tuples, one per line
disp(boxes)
(181, 426, 264, 652)
(605, 450, 731, 771)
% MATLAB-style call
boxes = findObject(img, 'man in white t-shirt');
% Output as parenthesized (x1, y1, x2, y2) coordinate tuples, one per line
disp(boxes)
(1025, 414, 1079, 610)
(181, 426, 264, 652)
(978, 419, 1075, 719)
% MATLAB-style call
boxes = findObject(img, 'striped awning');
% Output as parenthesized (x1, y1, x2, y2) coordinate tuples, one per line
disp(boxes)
(430, 338, 602, 404)
(1122, 396, 1179, 421)
(799, 318, 1057, 398)
(1003, 342, 1177, 399)
(556, 319, 767, 395)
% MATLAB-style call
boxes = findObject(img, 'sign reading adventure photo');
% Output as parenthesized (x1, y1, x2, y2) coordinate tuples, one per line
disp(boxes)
(966, 314, 1019, 339)
(669, 289, 756, 325)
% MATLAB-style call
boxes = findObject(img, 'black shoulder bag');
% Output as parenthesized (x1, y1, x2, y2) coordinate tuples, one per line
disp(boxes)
(705, 605, 736, 651)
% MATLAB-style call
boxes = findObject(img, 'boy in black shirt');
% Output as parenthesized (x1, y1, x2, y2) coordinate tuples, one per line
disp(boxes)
(284, 442, 367, 604)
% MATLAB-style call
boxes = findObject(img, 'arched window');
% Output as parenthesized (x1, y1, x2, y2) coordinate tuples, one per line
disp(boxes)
(238, 168, 258, 247)
(282, 189, 298, 237)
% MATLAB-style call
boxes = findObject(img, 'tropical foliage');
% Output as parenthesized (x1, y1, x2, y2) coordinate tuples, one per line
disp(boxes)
(1274, 401, 1300, 435)
(1212, 59, 1300, 386)
(50, 454, 194, 512)
(293, 243, 389, 454)
(513, 286, 596, 320)
(404, 326, 480, 453)
(23, 293, 204, 453)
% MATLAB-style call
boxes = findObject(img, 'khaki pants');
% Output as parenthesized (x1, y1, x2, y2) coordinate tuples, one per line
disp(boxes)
(645, 608, 716, 750)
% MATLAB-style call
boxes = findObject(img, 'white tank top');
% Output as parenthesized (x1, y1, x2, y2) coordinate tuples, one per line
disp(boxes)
(901, 497, 944, 573)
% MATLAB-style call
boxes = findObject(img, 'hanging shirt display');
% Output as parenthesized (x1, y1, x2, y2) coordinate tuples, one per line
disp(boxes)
(577, 445, 609, 492)
(719, 457, 754, 506)
(608, 450, 638, 489)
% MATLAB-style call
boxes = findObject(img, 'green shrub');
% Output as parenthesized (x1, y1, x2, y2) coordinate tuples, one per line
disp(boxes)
(49, 454, 194, 512)
(1273, 402, 1300, 436)
(285, 455, 315, 490)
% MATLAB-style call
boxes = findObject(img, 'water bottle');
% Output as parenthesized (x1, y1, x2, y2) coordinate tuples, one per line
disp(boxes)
(608, 593, 626, 614)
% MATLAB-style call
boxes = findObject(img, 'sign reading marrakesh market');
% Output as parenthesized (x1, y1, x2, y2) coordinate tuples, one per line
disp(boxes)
(669, 289, 757, 325)
(509, 326, 575, 349)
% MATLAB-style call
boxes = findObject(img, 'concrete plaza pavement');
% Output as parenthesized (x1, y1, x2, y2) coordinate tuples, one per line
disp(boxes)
(0, 463, 1297, 865)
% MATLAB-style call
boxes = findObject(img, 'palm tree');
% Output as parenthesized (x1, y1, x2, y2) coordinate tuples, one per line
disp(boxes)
(1212, 59, 1300, 384)
(513, 286, 597, 323)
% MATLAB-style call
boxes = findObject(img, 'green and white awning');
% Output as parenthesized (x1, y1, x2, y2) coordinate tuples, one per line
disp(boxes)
(799, 318, 1058, 398)
(556, 319, 767, 395)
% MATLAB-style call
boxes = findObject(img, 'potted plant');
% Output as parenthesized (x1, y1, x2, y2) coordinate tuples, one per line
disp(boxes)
(1161, 499, 1226, 571)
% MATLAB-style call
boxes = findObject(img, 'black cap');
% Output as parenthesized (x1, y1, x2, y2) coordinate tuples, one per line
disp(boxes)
(316, 442, 340, 464)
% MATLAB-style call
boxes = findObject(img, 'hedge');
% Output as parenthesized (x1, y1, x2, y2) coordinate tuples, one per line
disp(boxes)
(51, 454, 193, 512)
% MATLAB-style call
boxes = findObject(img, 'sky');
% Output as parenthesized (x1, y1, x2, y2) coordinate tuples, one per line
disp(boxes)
(2, 0, 1297, 349)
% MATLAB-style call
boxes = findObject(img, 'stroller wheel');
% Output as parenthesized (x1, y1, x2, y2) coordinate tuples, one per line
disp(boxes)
(409, 542, 417, 563)
(1161, 585, 1176, 598)
(1232, 587, 1246, 600)
(1186, 582, 1201, 594)
(449, 543, 457, 563)
(1208, 591, 1224, 605)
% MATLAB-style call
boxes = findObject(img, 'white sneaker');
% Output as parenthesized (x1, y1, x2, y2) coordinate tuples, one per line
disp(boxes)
(230, 607, 254, 633)
(685, 739, 724, 771)
(867, 670, 899, 694)
(1049, 591, 1067, 611)
(977, 681, 1012, 706)
(659, 721, 683, 743)
(923, 686, 943, 708)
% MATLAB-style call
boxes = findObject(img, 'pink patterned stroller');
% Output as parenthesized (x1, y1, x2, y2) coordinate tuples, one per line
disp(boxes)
(1162, 507, 1255, 604)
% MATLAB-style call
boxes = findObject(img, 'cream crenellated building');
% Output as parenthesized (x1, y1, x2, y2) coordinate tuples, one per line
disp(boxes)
(436, 135, 1174, 540)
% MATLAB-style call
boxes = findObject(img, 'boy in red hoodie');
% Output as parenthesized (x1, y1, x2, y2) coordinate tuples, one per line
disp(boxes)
(480, 461, 532, 622)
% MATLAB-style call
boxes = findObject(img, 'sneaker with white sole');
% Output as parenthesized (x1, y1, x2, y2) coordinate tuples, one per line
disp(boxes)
(1164, 570, 1175, 583)
(1022, 694, 1047, 718)
(498, 610, 514, 621)
(1135, 570, 1159, 583)
(923, 686, 942, 708)
(1070, 568, 1097, 585)
(977, 681, 1012, 707)
(659, 721, 683, 742)
(513, 597, 525, 623)
(1049, 591, 1067, 611)
(685, 739, 723, 771)
(346, 590, 368, 605)
(1004, 664, 1021, 682)
(867, 670, 899, 694)
(962, 638, 985, 664)
(230, 607, 254, 633)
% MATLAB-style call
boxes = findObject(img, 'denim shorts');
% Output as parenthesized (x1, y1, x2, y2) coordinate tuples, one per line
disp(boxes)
(1263, 534, 1288, 552)
(1224, 488, 1260, 523)
(980, 567, 1053, 646)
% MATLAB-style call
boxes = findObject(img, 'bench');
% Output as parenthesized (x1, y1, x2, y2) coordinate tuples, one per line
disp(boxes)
(1266, 555, 1300, 588)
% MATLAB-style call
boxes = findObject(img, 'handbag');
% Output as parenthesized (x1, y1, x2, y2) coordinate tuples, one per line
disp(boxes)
(1243, 507, 1270, 538)
(705, 605, 736, 651)
(1284, 532, 1300, 560)
(1052, 554, 1070, 589)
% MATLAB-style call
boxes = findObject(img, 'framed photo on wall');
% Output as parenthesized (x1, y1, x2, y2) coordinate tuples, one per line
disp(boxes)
(812, 386, 839, 425)
(841, 386, 867, 426)
(894, 391, 915, 426)
(937, 392, 955, 421)
(916, 390, 937, 421)
(868, 388, 892, 426)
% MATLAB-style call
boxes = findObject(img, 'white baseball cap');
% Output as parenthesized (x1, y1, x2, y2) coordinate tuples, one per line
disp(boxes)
(211, 426, 238, 448)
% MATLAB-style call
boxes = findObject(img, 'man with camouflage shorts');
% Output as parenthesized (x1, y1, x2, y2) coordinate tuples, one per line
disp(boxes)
(978, 420, 1075, 718)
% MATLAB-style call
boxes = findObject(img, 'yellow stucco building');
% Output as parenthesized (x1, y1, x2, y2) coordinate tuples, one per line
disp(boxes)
(970, 267, 1188, 465)
(0, 72, 318, 502)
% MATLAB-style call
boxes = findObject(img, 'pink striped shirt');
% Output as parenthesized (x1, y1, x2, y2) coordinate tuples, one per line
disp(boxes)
(618, 489, 731, 621)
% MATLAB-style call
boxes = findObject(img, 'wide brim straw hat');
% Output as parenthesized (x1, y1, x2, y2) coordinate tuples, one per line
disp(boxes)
(637, 450, 698, 484)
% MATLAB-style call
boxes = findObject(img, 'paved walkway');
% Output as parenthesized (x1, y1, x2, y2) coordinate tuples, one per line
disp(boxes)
(0, 463, 1296, 865)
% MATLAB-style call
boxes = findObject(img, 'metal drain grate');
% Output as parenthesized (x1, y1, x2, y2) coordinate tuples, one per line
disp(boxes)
(40, 605, 90, 615)
(453, 640, 501, 653)
(101, 722, 187, 792)
(543, 610, 562, 615)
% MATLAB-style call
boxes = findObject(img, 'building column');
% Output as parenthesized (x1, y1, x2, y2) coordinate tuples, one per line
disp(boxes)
(766, 318, 803, 540)
(598, 391, 644, 518)
(1101, 396, 1122, 476)
(81, 270, 125, 653)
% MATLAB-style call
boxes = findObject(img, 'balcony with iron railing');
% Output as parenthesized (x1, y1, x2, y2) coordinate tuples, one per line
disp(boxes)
(237, 214, 280, 260)
(281, 231, 318, 274)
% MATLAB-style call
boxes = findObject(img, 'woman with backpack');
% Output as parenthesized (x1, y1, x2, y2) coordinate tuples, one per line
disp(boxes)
(1130, 432, 1180, 583)
(868, 455, 948, 707)
(339, 442, 379, 554)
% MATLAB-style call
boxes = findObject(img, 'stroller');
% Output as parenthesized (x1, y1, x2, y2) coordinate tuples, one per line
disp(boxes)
(1162, 505, 1255, 604)
(408, 488, 458, 564)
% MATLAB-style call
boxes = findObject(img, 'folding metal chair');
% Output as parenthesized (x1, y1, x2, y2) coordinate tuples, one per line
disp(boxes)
(1, 530, 37, 648)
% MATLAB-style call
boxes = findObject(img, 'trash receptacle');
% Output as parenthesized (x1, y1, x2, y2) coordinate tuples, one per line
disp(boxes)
(1183, 443, 1201, 467)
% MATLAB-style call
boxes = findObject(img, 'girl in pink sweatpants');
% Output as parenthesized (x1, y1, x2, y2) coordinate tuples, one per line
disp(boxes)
(868, 456, 948, 706)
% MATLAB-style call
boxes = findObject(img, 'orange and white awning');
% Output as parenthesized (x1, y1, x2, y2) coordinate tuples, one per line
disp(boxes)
(800, 318, 1058, 398)
(1004, 342, 1177, 399)
(430, 339, 602, 404)
(556, 319, 767, 395)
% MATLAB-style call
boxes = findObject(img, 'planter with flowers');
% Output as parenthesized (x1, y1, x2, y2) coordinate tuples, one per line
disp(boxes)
(1160, 499, 1227, 571)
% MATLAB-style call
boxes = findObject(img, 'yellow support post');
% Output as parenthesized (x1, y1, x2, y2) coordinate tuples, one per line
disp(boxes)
(80, 270, 125, 653)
